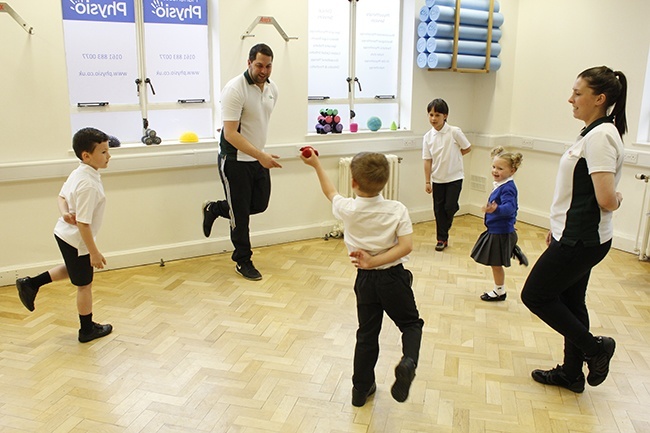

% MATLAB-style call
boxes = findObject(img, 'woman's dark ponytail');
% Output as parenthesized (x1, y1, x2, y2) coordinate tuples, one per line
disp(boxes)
(578, 66, 628, 137)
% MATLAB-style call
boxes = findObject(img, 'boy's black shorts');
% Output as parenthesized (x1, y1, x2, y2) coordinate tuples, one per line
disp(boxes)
(55, 235, 93, 287)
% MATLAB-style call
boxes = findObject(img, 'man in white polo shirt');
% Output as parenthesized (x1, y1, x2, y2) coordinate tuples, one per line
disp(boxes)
(202, 44, 281, 280)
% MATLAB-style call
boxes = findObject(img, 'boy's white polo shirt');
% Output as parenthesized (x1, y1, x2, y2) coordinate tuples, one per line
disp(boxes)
(54, 162, 106, 256)
(332, 194, 413, 270)
(422, 122, 471, 183)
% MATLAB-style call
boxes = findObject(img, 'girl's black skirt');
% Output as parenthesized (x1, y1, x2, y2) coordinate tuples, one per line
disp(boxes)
(470, 231, 518, 267)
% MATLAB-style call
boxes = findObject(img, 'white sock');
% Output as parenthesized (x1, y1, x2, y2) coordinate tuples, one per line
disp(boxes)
(493, 286, 506, 296)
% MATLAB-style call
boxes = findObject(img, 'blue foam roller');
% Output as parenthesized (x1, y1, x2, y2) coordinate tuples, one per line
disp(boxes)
(417, 37, 428, 53)
(433, 0, 500, 13)
(425, 0, 435, 7)
(431, 38, 501, 56)
(430, 5, 504, 27)
(427, 53, 501, 71)
(417, 52, 428, 68)
(420, 6, 431, 22)
(427, 21, 438, 37)
(432, 22, 502, 42)
(426, 37, 437, 53)
(417, 21, 428, 38)
(428, 53, 451, 69)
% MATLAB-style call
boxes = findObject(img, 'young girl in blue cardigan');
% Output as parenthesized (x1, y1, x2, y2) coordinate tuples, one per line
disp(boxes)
(471, 146, 527, 301)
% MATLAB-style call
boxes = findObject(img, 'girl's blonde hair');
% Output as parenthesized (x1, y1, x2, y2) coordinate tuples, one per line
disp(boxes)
(490, 146, 523, 171)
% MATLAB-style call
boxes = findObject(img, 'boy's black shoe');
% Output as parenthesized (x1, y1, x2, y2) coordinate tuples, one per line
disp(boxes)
(202, 200, 218, 237)
(512, 245, 529, 266)
(391, 357, 416, 402)
(78, 322, 113, 343)
(351, 382, 376, 407)
(435, 241, 447, 251)
(531, 365, 585, 393)
(16, 277, 38, 312)
(586, 336, 616, 386)
(480, 291, 507, 302)
(236, 261, 262, 281)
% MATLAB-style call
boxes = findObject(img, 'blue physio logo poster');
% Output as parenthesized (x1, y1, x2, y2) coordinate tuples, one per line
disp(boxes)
(61, 0, 135, 23)
(144, 0, 207, 25)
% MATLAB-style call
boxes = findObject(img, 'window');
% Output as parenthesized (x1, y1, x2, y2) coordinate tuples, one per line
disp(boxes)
(61, 0, 215, 145)
(307, 0, 413, 133)
(637, 46, 650, 144)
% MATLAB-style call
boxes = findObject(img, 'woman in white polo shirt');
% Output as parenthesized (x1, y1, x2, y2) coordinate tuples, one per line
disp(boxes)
(521, 66, 627, 393)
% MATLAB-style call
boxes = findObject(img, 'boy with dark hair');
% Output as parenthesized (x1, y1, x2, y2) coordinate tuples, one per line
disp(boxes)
(301, 151, 424, 406)
(16, 127, 113, 343)
(423, 98, 472, 251)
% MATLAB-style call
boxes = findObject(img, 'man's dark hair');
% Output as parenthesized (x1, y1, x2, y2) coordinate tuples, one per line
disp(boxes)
(248, 43, 274, 61)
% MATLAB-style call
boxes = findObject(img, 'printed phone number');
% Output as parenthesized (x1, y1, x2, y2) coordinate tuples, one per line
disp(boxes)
(159, 53, 197, 60)
(82, 53, 124, 60)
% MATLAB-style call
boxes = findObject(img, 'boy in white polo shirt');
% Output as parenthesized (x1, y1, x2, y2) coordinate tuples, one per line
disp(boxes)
(423, 98, 472, 251)
(16, 127, 113, 343)
(301, 151, 424, 407)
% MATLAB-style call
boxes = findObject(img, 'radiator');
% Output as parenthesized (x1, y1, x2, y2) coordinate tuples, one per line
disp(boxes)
(338, 154, 402, 200)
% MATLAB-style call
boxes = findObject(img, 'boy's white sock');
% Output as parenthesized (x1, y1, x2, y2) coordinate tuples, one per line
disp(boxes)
(493, 285, 506, 295)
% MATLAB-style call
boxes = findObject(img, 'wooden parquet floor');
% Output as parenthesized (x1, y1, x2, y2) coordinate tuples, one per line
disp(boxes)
(1, 215, 649, 433)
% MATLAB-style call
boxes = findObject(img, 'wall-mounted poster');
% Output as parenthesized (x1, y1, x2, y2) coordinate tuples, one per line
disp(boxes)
(61, 0, 140, 105)
(143, 0, 210, 104)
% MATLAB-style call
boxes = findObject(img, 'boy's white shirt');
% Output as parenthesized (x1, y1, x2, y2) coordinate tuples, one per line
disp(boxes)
(332, 193, 413, 270)
(422, 122, 471, 183)
(54, 162, 106, 256)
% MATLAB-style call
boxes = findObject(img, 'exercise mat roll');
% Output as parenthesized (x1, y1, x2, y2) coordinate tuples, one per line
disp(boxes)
(433, 0, 500, 13)
(426, 37, 437, 53)
(427, 21, 438, 37)
(427, 53, 501, 71)
(432, 22, 502, 42)
(418, 21, 428, 37)
(431, 38, 501, 56)
(417, 52, 429, 69)
(420, 6, 432, 22)
(430, 5, 504, 27)
(417, 37, 428, 53)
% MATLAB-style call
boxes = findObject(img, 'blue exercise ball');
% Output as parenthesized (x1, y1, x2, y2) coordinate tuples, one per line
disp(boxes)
(367, 116, 382, 132)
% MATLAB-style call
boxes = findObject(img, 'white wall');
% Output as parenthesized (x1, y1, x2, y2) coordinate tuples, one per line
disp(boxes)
(500, 0, 650, 253)
(1, 0, 649, 286)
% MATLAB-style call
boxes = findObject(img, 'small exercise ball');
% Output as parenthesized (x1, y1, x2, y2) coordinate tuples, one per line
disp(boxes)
(367, 116, 382, 132)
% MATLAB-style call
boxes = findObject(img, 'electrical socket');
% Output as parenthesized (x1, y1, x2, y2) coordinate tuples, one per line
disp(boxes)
(403, 139, 416, 148)
(521, 139, 534, 149)
(623, 151, 638, 164)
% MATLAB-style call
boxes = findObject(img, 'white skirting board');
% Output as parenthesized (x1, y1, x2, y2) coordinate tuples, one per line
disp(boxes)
(0, 206, 638, 288)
